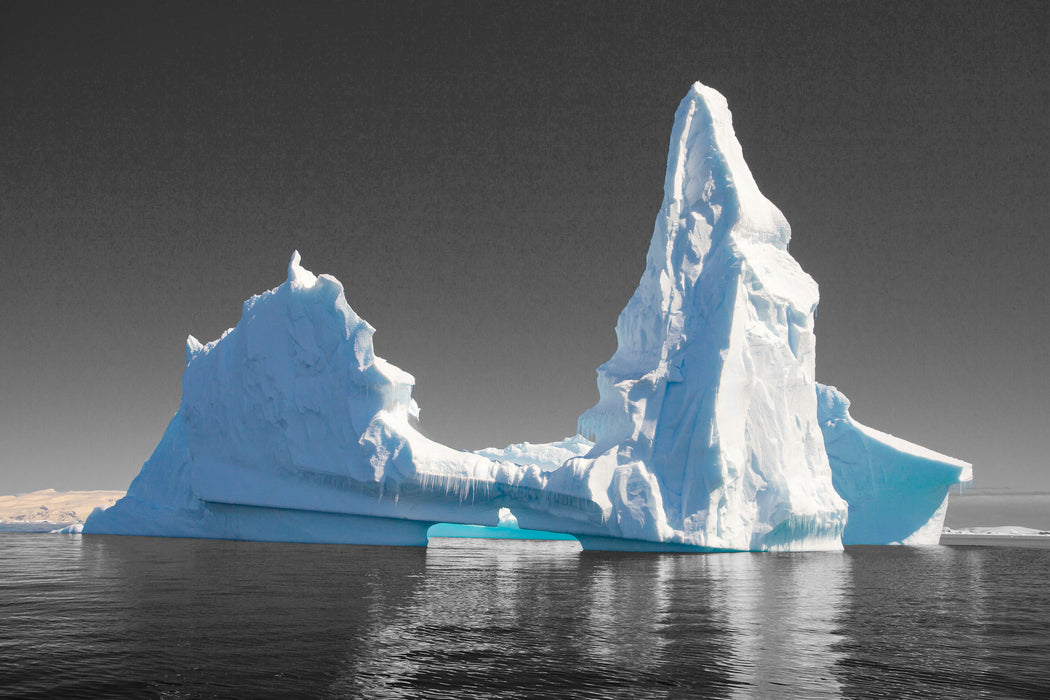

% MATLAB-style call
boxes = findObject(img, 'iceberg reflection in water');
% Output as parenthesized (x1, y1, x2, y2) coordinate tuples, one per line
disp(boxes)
(1, 534, 1046, 698)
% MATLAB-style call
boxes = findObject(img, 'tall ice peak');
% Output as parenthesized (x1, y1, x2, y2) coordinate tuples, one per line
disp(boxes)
(667, 81, 792, 251)
(574, 81, 844, 549)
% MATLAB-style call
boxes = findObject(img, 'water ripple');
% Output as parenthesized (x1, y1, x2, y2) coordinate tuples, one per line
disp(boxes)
(0, 535, 1047, 698)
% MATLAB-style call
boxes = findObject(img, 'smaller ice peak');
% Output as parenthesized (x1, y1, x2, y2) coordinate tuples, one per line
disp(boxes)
(287, 250, 318, 289)
(185, 335, 203, 366)
(172, 251, 424, 484)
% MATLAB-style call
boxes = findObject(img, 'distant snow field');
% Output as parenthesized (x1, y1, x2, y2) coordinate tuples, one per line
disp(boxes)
(940, 525, 1050, 549)
(944, 526, 1050, 536)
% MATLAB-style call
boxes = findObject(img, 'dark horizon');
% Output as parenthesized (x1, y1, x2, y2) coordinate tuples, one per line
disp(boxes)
(2, 1, 1047, 493)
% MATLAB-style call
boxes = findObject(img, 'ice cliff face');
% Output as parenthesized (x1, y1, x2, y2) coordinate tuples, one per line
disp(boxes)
(86, 82, 968, 550)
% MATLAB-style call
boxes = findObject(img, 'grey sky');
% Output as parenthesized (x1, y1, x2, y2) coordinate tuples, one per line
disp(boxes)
(1, 0, 1047, 493)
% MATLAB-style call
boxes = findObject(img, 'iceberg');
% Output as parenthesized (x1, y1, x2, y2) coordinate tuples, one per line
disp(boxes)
(85, 82, 969, 550)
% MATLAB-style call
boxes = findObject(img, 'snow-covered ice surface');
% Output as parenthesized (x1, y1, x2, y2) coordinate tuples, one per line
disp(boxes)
(85, 82, 969, 551)
(475, 435, 593, 471)
(818, 384, 971, 545)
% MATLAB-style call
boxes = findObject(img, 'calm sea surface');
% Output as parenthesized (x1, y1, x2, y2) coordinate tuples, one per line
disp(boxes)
(1, 535, 1048, 699)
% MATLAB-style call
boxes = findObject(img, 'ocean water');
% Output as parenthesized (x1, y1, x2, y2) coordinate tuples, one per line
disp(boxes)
(1, 535, 1048, 699)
